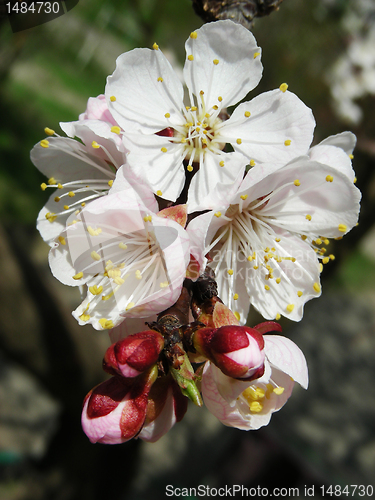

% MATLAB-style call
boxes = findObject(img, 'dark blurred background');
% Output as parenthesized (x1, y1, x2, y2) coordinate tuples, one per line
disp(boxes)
(1, 0, 375, 499)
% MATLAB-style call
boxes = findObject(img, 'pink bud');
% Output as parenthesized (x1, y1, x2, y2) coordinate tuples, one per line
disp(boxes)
(193, 325, 266, 381)
(81, 366, 158, 444)
(103, 330, 164, 378)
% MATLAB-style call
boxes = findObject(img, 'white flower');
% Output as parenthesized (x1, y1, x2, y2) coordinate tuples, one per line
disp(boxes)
(188, 153, 361, 323)
(32, 97, 127, 246)
(105, 20, 315, 211)
(201, 334, 308, 430)
(48, 170, 190, 331)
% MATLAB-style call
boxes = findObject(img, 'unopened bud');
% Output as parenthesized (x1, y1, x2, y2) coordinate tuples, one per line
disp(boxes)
(103, 330, 164, 378)
(193, 325, 265, 381)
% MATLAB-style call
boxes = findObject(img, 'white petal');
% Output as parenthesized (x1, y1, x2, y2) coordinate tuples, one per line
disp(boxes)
(109, 165, 159, 213)
(264, 335, 309, 389)
(250, 159, 361, 237)
(308, 144, 355, 181)
(31, 137, 114, 182)
(221, 90, 315, 164)
(317, 131, 356, 155)
(106, 47, 184, 134)
(124, 134, 186, 202)
(249, 231, 321, 320)
(187, 152, 246, 212)
(183, 20, 262, 109)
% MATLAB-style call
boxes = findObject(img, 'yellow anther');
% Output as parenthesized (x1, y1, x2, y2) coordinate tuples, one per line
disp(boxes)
(68, 191, 75, 197)
(275, 313, 281, 320)
(99, 318, 114, 329)
(91, 251, 101, 261)
(319, 263, 323, 273)
(243, 386, 265, 401)
(126, 302, 135, 311)
(349, 154, 354, 159)
(156, 190, 162, 196)
(353, 177, 357, 184)
(187, 165, 193, 172)
(161, 147, 167, 153)
(190, 31, 197, 39)
(234, 311, 241, 321)
(233, 293, 239, 300)
(227, 269, 234, 276)
(273, 387, 284, 395)
(213, 59, 219, 65)
(92, 141, 100, 149)
(185, 106, 191, 111)
(79, 313, 90, 322)
(279, 83, 288, 92)
(48, 177, 56, 185)
(244, 111, 251, 117)
(297, 290, 303, 297)
(102, 291, 115, 301)
(188, 55, 194, 61)
(284, 139, 291, 146)
(157, 77, 163, 82)
(219, 160, 225, 167)
(218, 96, 223, 102)
(114, 277, 125, 285)
(89, 285, 103, 295)
(275, 238, 281, 243)
(313, 282, 321, 293)
(57, 183, 63, 189)
(45, 212, 57, 222)
(338, 224, 347, 233)
(153, 42, 159, 50)
(109, 125, 120, 135)
(135, 270, 142, 280)
(315, 238, 322, 245)
(87, 226, 102, 236)
(73, 272, 84, 280)
(247, 255, 253, 261)
(321, 256, 329, 264)
(240, 194, 248, 200)
(164, 113, 170, 118)
(143, 215, 152, 222)
(40, 139, 49, 148)
(329, 254, 335, 260)
(81, 202, 85, 207)
(119, 242, 127, 250)
(325, 175, 334, 182)
(249, 401, 263, 413)
(108, 180, 113, 187)
(286, 304, 295, 313)
(305, 214, 312, 221)
(265, 285, 270, 291)
(253, 52, 260, 59)
(41, 183, 47, 191)
(58, 236, 66, 245)
(213, 105, 218, 110)
(253, 265, 259, 270)
(160, 281, 169, 288)
(44, 127, 55, 136)
(236, 138, 242, 145)
(63, 205, 69, 210)
(201, 138, 207, 144)
(214, 212, 221, 217)
(294, 179, 300, 186)
(110, 96, 116, 102)
(249, 159, 256, 167)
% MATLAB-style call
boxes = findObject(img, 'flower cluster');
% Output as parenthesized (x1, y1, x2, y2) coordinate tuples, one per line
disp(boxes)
(32, 20, 360, 442)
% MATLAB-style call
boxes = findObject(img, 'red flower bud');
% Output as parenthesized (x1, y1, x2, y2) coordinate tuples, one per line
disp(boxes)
(103, 330, 164, 378)
(82, 366, 158, 444)
(193, 325, 266, 381)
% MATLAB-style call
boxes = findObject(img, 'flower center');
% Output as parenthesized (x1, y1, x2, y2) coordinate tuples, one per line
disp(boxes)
(241, 382, 284, 414)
